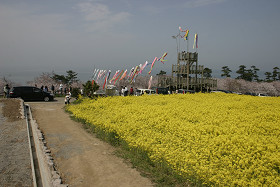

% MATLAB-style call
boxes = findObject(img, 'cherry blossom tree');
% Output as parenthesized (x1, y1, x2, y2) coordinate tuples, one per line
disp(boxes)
(217, 78, 280, 96)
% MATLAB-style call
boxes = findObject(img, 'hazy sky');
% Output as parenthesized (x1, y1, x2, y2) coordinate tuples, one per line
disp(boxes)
(1, 0, 280, 83)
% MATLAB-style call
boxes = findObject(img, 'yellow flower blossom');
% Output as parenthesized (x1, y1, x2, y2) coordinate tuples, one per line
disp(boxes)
(67, 93, 280, 186)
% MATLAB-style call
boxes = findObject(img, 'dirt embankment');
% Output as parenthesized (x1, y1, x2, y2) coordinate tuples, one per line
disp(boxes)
(0, 99, 33, 186)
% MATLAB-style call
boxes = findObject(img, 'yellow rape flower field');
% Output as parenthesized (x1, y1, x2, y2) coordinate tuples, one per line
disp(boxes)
(67, 93, 280, 186)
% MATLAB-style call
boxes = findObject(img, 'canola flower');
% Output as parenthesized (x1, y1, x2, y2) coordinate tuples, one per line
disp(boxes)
(67, 93, 280, 186)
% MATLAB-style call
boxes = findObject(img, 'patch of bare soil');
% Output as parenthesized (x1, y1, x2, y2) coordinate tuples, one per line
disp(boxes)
(0, 99, 22, 122)
(27, 98, 153, 187)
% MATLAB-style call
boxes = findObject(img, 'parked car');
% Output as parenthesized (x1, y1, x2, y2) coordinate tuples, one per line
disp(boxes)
(178, 89, 195, 94)
(244, 92, 258, 96)
(211, 90, 232, 94)
(257, 93, 269, 97)
(135, 89, 156, 96)
(151, 87, 169, 95)
(9, 86, 54, 101)
(231, 91, 242, 95)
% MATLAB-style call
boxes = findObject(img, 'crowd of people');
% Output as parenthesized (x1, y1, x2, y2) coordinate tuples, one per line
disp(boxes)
(35, 84, 74, 95)
(120, 86, 134, 96)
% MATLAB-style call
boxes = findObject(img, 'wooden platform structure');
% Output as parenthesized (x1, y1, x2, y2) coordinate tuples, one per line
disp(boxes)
(157, 51, 217, 92)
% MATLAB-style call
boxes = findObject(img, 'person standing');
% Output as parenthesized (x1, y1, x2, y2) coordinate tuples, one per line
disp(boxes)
(130, 87, 134, 96)
(65, 93, 71, 105)
(121, 87, 124, 96)
(59, 84, 63, 95)
(43, 86, 48, 92)
(124, 86, 128, 96)
(68, 91, 72, 98)
(51, 84, 55, 94)
(3, 84, 10, 98)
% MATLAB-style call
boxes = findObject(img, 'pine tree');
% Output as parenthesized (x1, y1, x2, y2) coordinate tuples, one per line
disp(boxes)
(66, 70, 78, 84)
(203, 68, 212, 78)
(251, 66, 260, 81)
(236, 65, 249, 80)
(265, 72, 272, 82)
(236, 65, 255, 82)
(221, 66, 232, 77)
(272, 67, 279, 81)
(83, 80, 100, 97)
(52, 70, 78, 86)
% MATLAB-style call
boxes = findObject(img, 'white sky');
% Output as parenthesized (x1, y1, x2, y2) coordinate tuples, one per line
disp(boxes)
(0, 0, 280, 83)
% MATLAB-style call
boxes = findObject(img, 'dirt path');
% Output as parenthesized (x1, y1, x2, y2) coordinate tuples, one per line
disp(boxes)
(27, 98, 153, 187)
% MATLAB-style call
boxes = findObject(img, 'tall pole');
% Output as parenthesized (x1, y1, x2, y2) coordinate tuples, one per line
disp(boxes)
(187, 44, 189, 90)
(187, 38, 189, 53)
(172, 34, 180, 90)
(172, 36, 179, 55)
(178, 29, 181, 53)
(172, 35, 180, 64)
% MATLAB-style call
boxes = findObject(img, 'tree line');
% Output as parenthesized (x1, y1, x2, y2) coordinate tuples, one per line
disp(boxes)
(204, 66, 280, 82)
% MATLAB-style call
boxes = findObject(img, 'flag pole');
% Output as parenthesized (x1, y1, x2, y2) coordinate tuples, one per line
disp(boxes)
(187, 37, 189, 53)
(196, 34, 198, 53)
(193, 33, 198, 53)
(178, 29, 181, 53)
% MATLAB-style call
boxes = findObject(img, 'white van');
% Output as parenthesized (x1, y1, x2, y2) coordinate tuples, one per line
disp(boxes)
(257, 93, 269, 97)
(135, 89, 156, 96)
